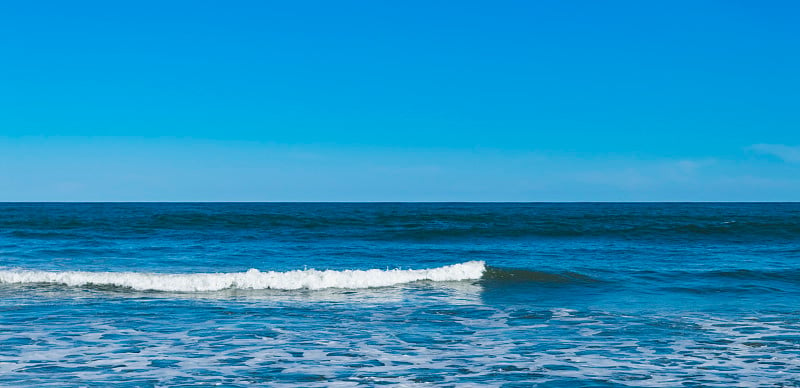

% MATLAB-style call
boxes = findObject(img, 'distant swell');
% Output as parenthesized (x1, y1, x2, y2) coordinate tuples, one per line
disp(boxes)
(6, 204, 800, 243)
(0, 261, 485, 292)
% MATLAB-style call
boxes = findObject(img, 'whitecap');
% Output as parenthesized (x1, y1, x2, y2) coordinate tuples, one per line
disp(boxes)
(0, 261, 486, 292)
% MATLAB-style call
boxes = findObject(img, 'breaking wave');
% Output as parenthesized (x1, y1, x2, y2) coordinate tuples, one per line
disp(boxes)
(0, 261, 485, 292)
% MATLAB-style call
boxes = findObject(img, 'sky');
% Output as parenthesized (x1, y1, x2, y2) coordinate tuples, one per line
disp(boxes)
(1, 0, 798, 201)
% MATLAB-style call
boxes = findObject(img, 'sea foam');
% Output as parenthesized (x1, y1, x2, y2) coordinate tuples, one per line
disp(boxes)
(0, 261, 486, 292)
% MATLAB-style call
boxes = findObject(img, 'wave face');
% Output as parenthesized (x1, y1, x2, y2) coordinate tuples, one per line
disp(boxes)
(482, 266, 601, 284)
(0, 261, 485, 292)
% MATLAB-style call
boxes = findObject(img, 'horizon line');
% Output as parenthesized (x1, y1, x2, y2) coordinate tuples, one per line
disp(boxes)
(1, 201, 798, 204)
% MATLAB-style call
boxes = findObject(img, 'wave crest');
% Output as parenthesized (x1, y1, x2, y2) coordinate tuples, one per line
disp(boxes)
(0, 261, 485, 292)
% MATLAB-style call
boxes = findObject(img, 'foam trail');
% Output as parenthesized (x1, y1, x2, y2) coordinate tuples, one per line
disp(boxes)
(0, 261, 485, 292)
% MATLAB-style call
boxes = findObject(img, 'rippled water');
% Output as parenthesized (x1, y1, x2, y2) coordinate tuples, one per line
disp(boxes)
(1, 203, 799, 386)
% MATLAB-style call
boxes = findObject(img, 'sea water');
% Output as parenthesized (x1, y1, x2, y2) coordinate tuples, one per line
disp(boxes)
(0, 203, 798, 386)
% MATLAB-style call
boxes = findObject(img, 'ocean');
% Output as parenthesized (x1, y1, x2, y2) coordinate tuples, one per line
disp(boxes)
(0, 203, 798, 386)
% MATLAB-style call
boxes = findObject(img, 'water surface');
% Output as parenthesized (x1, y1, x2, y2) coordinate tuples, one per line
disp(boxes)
(1, 203, 799, 386)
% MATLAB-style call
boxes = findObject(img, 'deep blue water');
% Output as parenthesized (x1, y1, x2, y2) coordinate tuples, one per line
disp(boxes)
(1, 203, 799, 386)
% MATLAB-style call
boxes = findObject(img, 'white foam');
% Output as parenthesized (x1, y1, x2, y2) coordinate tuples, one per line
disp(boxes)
(0, 261, 486, 292)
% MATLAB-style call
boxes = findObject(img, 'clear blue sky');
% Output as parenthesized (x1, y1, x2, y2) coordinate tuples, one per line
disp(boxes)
(1, 0, 798, 201)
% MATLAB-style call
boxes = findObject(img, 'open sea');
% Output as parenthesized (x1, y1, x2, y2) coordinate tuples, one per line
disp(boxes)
(1, 202, 799, 387)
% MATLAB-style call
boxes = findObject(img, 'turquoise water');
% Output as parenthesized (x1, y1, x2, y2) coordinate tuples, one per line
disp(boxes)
(1, 203, 799, 386)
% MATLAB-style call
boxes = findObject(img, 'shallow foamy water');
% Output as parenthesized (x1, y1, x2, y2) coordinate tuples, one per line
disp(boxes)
(2, 285, 799, 386)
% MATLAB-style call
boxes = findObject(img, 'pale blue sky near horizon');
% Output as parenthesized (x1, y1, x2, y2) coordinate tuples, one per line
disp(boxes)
(1, 1, 798, 201)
